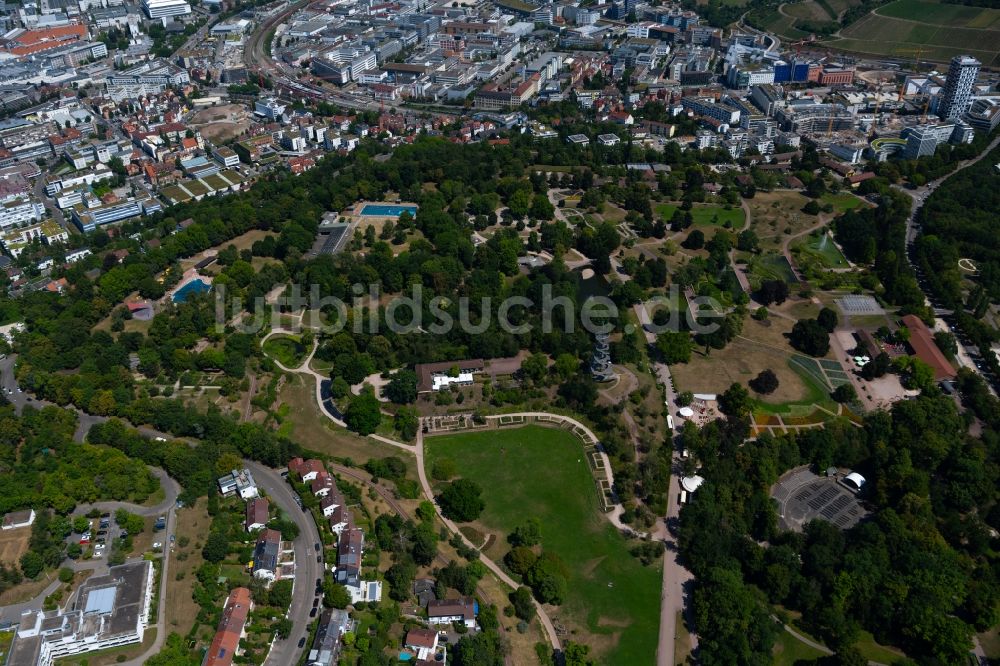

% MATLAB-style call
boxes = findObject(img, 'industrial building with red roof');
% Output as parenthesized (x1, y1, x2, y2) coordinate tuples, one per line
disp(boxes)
(901, 314, 955, 381)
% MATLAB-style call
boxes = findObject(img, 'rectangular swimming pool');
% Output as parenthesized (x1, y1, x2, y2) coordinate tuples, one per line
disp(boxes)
(360, 204, 418, 217)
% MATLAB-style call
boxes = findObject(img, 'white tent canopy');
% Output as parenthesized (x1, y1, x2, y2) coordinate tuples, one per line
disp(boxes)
(681, 475, 704, 493)
(844, 472, 866, 490)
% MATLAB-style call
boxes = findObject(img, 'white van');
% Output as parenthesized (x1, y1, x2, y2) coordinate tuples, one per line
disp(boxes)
(679, 490, 688, 505)
(666, 415, 675, 430)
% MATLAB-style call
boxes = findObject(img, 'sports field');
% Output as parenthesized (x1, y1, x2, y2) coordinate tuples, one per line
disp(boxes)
(424, 426, 661, 665)
(825, 0, 1000, 65)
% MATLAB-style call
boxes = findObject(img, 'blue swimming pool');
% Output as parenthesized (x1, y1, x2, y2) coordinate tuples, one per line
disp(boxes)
(360, 204, 418, 217)
(173, 278, 212, 303)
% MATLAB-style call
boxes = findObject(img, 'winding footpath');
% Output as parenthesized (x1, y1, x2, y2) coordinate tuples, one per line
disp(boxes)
(262, 330, 698, 660)
(258, 335, 567, 649)
(260, 329, 348, 427)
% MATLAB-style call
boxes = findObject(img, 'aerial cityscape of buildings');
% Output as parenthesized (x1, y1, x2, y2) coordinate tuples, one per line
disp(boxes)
(0, 0, 995, 662)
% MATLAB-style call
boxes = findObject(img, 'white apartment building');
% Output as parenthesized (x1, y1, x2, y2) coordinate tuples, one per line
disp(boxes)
(938, 55, 980, 121)
(0, 198, 45, 231)
(8, 561, 154, 666)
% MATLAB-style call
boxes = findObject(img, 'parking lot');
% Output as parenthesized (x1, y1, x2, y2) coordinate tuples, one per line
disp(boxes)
(65, 512, 168, 560)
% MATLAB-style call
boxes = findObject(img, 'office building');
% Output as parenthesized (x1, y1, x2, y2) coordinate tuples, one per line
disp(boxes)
(938, 55, 980, 120)
(902, 121, 974, 159)
(141, 0, 191, 18)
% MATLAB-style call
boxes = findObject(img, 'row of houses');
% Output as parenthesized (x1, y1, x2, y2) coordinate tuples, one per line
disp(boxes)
(287, 457, 382, 605)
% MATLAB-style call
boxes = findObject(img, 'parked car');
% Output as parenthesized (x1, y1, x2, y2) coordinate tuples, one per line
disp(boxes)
(297, 637, 306, 648)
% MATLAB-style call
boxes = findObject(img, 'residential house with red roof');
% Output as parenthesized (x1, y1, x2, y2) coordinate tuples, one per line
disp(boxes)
(204, 587, 252, 666)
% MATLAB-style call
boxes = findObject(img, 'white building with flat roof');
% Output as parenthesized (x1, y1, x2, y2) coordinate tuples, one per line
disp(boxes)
(8, 561, 154, 666)
(141, 0, 191, 18)
(218, 468, 259, 499)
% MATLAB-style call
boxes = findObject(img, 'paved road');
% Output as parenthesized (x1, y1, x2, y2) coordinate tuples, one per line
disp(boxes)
(0, 475, 179, 645)
(245, 461, 323, 666)
(0, 355, 176, 443)
(633, 302, 698, 666)
(899, 132, 1000, 390)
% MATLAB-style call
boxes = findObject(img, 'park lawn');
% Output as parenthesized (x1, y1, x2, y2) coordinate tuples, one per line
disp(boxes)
(424, 426, 661, 666)
(820, 192, 867, 213)
(165, 499, 212, 638)
(772, 628, 828, 666)
(791, 232, 850, 269)
(262, 334, 308, 368)
(656, 203, 745, 228)
(276, 375, 417, 474)
(745, 190, 815, 251)
(853, 630, 907, 663)
(672, 317, 815, 405)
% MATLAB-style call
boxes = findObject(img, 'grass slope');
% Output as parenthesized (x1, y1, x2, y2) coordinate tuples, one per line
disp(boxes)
(424, 426, 661, 665)
(262, 334, 308, 368)
(656, 203, 746, 228)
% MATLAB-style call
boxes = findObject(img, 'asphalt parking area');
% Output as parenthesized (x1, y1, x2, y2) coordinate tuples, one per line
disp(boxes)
(772, 467, 868, 532)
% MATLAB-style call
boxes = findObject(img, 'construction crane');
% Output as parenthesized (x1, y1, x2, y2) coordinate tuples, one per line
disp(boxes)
(869, 75, 887, 140)
(789, 36, 816, 58)
(893, 47, 925, 74)
(920, 95, 932, 123)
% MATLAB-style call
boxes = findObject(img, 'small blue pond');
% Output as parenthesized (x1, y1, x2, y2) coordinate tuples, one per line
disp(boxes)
(173, 278, 212, 303)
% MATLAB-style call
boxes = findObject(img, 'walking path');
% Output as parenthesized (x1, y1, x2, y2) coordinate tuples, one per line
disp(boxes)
(260, 330, 700, 660)
(260, 328, 348, 427)
(633, 302, 698, 666)
(258, 335, 568, 651)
